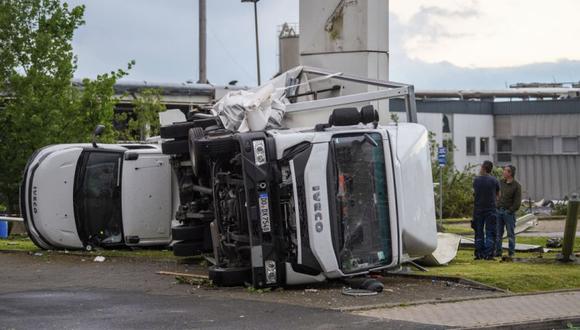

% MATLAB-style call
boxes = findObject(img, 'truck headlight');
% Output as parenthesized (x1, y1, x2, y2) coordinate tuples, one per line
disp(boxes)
(253, 140, 266, 166)
(265, 260, 277, 284)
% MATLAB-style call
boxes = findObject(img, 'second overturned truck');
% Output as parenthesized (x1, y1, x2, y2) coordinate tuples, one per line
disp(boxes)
(162, 67, 437, 288)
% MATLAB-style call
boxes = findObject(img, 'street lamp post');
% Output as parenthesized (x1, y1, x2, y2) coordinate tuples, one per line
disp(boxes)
(242, 0, 261, 85)
(198, 0, 208, 84)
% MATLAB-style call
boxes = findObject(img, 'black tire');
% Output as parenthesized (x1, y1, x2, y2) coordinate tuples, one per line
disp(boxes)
(172, 223, 207, 242)
(160, 122, 196, 139)
(162, 139, 189, 155)
(208, 266, 252, 287)
(193, 136, 237, 160)
(172, 240, 205, 257)
(360, 105, 379, 124)
(161, 118, 223, 139)
(330, 107, 360, 126)
(189, 127, 205, 176)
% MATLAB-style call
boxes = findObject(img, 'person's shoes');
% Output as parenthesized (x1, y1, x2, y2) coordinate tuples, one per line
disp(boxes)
(502, 255, 513, 262)
(485, 255, 496, 260)
(474, 255, 483, 260)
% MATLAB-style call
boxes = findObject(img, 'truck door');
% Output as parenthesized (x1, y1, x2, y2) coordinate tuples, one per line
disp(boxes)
(121, 152, 172, 246)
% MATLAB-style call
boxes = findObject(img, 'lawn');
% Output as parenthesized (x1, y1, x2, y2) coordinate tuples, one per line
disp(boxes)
(0, 235, 177, 259)
(426, 237, 580, 293)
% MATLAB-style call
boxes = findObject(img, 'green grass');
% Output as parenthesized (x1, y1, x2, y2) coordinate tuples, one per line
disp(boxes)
(0, 235, 38, 251)
(427, 237, 580, 293)
(0, 235, 177, 259)
(441, 218, 472, 224)
(443, 223, 473, 235)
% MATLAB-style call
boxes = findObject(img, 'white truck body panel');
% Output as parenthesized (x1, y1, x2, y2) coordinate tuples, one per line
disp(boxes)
(385, 124, 438, 257)
(121, 151, 173, 246)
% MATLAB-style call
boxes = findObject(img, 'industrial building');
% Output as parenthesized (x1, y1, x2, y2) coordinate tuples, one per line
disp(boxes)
(392, 97, 580, 201)
(110, 0, 579, 202)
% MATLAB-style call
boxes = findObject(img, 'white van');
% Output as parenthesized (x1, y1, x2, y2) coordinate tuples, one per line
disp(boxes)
(20, 143, 178, 250)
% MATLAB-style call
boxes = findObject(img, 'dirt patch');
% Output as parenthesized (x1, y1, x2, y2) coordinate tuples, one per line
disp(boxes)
(0, 250, 504, 310)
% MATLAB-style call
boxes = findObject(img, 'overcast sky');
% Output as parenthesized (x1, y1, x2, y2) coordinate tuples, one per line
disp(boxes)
(67, 0, 580, 89)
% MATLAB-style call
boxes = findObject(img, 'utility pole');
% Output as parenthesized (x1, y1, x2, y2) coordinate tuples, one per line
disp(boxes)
(198, 0, 208, 84)
(242, 0, 261, 85)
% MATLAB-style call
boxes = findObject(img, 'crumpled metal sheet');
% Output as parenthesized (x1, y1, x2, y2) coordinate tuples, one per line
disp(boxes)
(212, 66, 303, 132)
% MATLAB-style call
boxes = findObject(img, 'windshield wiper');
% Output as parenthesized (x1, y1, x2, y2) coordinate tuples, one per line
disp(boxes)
(363, 133, 378, 147)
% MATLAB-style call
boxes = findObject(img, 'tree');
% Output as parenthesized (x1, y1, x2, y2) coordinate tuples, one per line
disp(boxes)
(0, 0, 131, 212)
(115, 88, 166, 141)
(428, 132, 476, 219)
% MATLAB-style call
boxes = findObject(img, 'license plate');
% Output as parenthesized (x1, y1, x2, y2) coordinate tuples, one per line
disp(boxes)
(259, 192, 271, 233)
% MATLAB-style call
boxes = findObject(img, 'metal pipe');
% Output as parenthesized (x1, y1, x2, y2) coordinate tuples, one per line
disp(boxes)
(558, 193, 580, 262)
(192, 184, 213, 195)
(415, 88, 580, 100)
(253, 1, 261, 85)
(197, 0, 208, 84)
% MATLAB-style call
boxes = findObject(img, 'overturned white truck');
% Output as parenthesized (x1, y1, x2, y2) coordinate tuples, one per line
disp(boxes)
(162, 67, 437, 288)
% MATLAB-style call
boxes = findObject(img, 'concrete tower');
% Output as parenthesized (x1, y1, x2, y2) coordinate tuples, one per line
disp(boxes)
(299, 0, 389, 98)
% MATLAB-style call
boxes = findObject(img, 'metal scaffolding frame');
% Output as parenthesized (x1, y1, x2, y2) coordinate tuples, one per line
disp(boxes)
(285, 66, 418, 123)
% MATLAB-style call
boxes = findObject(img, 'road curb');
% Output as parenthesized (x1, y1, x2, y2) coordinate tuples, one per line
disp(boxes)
(337, 278, 580, 313)
(457, 316, 580, 330)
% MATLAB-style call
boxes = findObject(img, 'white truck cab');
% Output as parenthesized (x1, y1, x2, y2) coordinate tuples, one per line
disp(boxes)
(20, 143, 177, 250)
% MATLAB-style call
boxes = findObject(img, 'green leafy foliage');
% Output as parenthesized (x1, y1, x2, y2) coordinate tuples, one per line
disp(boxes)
(430, 132, 476, 218)
(0, 0, 132, 212)
(115, 88, 166, 141)
(429, 132, 506, 219)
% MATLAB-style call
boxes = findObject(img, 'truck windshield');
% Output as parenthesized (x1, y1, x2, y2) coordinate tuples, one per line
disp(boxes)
(74, 151, 123, 246)
(331, 133, 392, 273)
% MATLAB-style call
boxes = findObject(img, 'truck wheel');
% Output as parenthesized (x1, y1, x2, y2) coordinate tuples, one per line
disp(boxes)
(172, 240, 205, 257)
(162, 139, 189, 155)
(161, 118, 223, 139)
(194, 137, 237, 160)
(360, 105, 379, 124)
(189, 127, 205, 176)
(208, 266, 252, 287)
(160, 122, 197, 139)
(172, 223, 207, 242)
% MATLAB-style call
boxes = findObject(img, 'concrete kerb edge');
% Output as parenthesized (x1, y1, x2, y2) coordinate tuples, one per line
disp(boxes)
(331, 275, 580, 312)
(456, 316, 580, 330)
(337, 288, 580, 313)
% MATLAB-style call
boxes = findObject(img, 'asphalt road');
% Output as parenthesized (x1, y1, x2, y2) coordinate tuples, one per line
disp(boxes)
(0, 252, 443, 329)
(0, 287, 443, 330)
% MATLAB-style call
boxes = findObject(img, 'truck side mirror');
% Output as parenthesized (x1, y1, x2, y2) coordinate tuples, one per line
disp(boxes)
(92, 125, 105, 148)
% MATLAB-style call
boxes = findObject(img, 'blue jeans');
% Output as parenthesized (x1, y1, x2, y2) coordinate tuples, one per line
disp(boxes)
(496, 209, 516, 256)
(473, 210, 497, 258)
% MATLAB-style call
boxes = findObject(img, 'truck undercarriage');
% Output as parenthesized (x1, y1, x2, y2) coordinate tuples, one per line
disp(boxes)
(161, 66, 436, 288)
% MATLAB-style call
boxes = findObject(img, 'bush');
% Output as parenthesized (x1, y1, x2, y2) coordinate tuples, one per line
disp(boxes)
(429, 132, 503, 219)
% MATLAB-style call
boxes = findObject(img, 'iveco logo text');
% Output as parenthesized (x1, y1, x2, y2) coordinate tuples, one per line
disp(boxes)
(312, 186, 323, 233)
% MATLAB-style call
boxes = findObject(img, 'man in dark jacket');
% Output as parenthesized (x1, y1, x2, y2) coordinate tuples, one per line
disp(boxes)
(473, 161, 500, 260)
(496, 165, 522, 258)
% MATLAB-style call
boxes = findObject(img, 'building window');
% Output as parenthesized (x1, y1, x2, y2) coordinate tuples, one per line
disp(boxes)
(496, 139, 512, 162)
(562, 137, 579, 154)
(480, 137, 490, 155)
(538, 137, 554, 155)
(512, 136, 536, 155)
(442, 114, 451, 133)
(466, 137, 476, 156)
